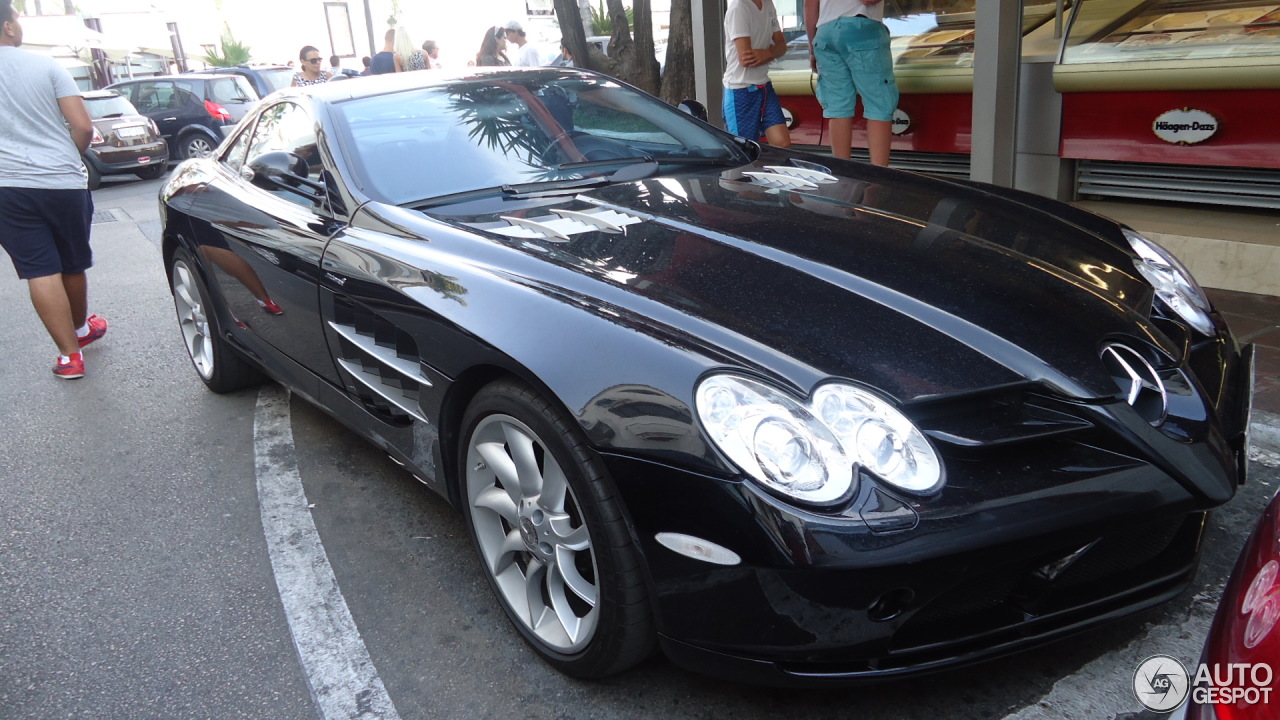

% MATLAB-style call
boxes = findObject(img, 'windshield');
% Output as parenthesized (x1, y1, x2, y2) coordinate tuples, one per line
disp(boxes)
(84, 94, 138, 119)
(335, 70, 748, 206)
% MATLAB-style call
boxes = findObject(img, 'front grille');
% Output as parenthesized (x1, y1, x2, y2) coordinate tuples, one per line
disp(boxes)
(895, 514, 1197, 646)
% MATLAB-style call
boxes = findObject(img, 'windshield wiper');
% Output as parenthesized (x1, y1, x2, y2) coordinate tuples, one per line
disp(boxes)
(556, 155, 653, 171)
(412, 162, 658, 209)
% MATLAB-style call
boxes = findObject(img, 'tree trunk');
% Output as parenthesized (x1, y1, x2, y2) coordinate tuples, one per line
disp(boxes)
(629, 0, 661, 95)
(553, 0, 617, 76)
(64, 0, 74, 13)
(660, 0, 696, 106)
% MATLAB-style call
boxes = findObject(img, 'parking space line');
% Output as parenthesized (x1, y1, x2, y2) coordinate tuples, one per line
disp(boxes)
(254, 385, 401, 720)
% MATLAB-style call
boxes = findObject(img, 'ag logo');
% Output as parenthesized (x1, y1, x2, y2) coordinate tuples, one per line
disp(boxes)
(1133, 655, 1190, 712)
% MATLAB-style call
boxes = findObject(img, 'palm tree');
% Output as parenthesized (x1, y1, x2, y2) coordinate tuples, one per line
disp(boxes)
(203, 26, 251, 67)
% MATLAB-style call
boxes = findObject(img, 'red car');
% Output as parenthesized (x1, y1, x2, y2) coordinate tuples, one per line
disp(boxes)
(1177, 482, 1280, 719)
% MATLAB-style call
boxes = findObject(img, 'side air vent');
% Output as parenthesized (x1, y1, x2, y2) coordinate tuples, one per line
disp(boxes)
(763, 165, 839, 184)
(742, 171, 819, 189)
(478, 206, 645, 242)
(328, 301, 430, 425)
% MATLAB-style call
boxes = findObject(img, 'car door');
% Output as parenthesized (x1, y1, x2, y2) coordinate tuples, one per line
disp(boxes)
(185, 100, 342, 386)
(125, 80, 187, 142)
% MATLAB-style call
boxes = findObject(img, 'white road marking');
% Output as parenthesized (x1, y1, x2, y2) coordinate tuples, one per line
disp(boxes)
(254, 385, 402, 720)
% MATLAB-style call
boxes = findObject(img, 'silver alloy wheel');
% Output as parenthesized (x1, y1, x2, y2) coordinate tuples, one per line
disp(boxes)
(172, 260, 215, 380)
(185, 135, 215, 158)
(465, 413, 599, 653)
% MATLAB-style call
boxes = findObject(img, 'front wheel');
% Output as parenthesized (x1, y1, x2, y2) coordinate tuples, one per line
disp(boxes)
(169, 247, 262, 393)
(459, 379, 655, 678)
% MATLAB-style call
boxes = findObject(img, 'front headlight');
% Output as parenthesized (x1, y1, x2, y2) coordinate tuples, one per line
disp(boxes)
(695, 374, 943, 505)
(1123, 228, 1214, 335)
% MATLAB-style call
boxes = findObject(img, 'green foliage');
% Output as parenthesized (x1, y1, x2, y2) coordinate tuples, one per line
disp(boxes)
(202, 27, 251, 67)
(589, 1, 634, 35)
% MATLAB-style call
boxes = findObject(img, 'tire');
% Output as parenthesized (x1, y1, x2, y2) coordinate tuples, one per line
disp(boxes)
(85, 162, 102, 191)
(169, 248, 262, 393)
(459, 379, 655, 678)
(179, 132, 217, 160)
(135, 164, 166, 181)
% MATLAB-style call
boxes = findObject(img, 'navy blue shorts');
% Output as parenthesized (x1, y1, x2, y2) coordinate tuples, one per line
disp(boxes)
(723, 82, 787, 140)
(0, 187, 94, 279)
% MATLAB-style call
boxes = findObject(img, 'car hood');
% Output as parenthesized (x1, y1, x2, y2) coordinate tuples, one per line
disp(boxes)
(435, 156, 1165, 404)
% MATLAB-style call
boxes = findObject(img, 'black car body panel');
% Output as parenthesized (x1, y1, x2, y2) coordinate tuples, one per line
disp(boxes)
(158, 69, 1253, 685)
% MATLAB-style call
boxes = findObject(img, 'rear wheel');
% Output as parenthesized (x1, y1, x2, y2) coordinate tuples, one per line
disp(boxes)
(169, 247, 262, 393)
(459, 379, 655, 678)
(180, 132, 216, 160)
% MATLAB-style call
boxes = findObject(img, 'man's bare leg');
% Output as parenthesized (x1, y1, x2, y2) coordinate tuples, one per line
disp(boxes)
(867, 119, 892, 167)
(29, 273, 79, 356)
(829, 117, 853, 159)
(62, 271, 88, 329)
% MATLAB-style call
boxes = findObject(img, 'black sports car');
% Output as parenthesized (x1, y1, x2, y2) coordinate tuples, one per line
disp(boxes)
(159, 67, 1254, 686)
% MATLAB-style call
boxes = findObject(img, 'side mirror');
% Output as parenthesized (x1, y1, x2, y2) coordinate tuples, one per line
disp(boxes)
(677, 99, 708, 123)
(246, 151, 324, 198)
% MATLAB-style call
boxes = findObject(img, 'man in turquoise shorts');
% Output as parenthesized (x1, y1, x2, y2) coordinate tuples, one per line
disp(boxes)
(804, 0, 898, 166)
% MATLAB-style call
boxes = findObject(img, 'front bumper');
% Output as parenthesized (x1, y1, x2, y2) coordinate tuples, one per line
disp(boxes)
(602, 335, 1252, 686)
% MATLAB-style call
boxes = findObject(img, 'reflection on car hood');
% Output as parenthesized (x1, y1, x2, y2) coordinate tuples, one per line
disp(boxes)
(440, 157, 1163, 404)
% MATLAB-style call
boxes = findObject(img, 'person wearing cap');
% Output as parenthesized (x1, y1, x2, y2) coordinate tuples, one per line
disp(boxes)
(504, 20, 540, 67)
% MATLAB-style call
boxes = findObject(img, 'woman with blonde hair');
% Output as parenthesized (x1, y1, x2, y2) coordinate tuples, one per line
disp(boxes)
(394, 26, 429, 71)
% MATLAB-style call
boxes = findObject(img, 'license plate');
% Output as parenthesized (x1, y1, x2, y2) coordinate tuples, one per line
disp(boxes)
(116, 126, 146, 138)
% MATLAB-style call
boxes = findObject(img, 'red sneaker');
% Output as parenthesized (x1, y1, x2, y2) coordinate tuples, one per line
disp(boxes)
(53, 353, 85, 379)
(77, 314, 108, 348)
(258, 299, 284, 315)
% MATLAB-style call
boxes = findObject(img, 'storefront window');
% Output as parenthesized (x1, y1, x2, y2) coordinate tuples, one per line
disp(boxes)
(1061, 0, 1280, 64)
(774, 1, 1068, 71)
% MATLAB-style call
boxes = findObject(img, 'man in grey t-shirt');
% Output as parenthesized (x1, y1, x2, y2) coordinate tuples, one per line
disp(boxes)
(0, 0, 107, 379)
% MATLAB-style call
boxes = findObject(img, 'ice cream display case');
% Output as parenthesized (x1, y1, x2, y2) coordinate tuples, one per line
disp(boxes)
(769, 1, 1068, 171)
(1057, 0, 1280, 174)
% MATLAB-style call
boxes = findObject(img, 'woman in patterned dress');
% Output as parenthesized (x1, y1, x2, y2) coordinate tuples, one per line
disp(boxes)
(394, 27, 430, 71)
(290, 46, 332, 86)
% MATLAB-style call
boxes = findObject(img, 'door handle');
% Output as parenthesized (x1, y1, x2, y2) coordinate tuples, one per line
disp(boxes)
(162, 117, 177, 121)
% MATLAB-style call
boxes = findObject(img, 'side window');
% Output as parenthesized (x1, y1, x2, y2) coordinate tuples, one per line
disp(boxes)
(245, 102, 325, 208)
(221, 120, 256, 173)
(113, 84, 135, 104)
(133, 82, 170, 114)
(173, 81, 199, 108)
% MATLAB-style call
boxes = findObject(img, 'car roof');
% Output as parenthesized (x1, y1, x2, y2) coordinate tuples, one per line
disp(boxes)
(190, 65, 290, 73)
(81, 89, 122, 99)
(111, 73, 241, 84)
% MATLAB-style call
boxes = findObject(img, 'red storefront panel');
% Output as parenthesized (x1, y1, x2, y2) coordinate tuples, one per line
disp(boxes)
(778, 93, 975, 155)
(1060, 90, 1280, 169)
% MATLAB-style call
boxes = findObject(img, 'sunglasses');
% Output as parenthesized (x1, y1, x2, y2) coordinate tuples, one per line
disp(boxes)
(305, 58, 322, 63)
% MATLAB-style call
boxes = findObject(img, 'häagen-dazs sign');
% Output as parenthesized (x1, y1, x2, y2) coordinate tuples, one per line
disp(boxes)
(891, 108, 910, 135)
(1153, 108, 1219, 145)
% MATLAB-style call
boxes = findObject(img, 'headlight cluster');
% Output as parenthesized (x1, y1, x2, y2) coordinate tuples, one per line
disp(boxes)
(1123, 228, 1214, 336)
(695, 375, 943, 506)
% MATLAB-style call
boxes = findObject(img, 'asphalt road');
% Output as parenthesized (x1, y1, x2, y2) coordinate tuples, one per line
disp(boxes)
(1, 172, 1277, 720)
